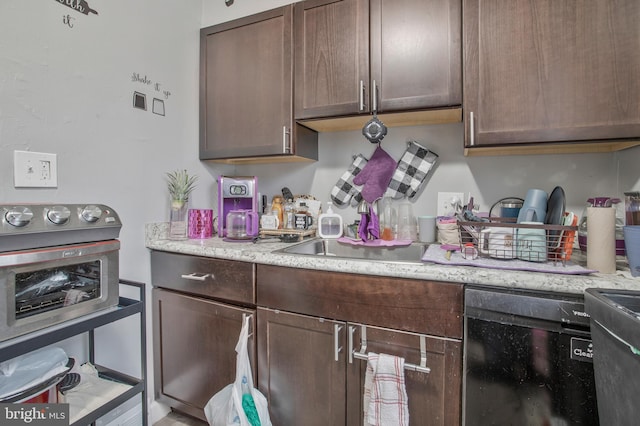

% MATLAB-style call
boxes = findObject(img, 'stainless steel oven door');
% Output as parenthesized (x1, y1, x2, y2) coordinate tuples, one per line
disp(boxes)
(0, 240, 119, 342)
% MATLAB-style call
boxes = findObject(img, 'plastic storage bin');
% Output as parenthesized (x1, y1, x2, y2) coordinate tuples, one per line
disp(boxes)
(585, 289, 640, 425)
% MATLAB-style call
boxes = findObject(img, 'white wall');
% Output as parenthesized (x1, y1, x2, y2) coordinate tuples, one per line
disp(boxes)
(0, 0, 224, 422)
(0, 1, 217, 273)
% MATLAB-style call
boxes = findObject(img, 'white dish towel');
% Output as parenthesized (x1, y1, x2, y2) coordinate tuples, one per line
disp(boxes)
(363, 352, 409, 426)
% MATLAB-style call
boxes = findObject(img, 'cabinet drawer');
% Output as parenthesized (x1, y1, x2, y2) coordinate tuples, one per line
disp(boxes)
(257, 265, 463, 338)
(151, 251, 255, 305)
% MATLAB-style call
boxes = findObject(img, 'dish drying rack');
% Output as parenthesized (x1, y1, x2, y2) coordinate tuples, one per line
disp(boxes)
(457, 217, 578, 265)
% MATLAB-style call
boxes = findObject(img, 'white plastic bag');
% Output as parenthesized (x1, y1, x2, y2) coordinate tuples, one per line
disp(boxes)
(205, 316, 272, 426)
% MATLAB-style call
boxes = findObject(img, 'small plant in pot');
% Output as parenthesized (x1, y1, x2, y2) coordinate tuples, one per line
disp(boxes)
(166, 169, 197, 239)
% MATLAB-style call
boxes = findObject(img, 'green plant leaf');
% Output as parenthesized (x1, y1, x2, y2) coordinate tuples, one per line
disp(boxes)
(166, 169, 198, 202)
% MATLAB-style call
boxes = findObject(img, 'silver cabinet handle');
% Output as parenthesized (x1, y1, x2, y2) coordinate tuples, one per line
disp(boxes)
(348, 325, 356, 364)
(334, 324, 344, 362)
(469, 111, 475, 146)
(359, 80, 366, 111)
(180, 273, 212, 281)
(282, 126, 291, 154)
(242, 313, 254, 339)
(350, 324, 431, 374)
(372, 80, 378, 113)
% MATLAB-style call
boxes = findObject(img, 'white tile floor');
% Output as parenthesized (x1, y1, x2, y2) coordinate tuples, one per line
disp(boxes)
(153, 411, 208, 426)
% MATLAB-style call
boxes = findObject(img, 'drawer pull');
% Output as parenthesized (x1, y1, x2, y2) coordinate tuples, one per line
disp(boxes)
(351, 325, 431, 374)
(180, 273, 212, 281)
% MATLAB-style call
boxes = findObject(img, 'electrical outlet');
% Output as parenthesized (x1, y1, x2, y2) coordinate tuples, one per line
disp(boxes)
(437, 192, 464, 217)
(14, 150, 58, 188)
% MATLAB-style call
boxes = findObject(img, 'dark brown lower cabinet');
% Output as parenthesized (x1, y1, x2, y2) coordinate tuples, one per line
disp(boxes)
(153, 288, 256, 421)
(257, 308, 346, 425)
(257, 307, 462, 426)
(347, 324, 462, 426)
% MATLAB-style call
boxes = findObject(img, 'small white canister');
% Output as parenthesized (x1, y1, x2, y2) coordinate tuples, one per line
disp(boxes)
(260, 214, 280, 230)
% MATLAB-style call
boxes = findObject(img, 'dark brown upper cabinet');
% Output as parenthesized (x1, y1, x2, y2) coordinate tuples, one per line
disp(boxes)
(463, 0, 640, 155)
(200, 6, 318, 164)
(294, 0, 462, 121)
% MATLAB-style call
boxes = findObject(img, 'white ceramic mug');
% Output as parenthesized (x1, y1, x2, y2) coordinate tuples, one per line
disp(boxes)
(260, 214, 279, 230)
(516, 222, 547, 262)
(479, 227, 516, 259)
(418, 216, 436, 243)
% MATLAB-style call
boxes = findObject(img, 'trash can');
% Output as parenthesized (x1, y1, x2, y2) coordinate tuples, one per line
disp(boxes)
(585, 288, 640, 426)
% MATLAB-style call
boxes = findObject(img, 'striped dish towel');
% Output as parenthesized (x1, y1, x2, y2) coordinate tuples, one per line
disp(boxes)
(363, 352, 409, 426)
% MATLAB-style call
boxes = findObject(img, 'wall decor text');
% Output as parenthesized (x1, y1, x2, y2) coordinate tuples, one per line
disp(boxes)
(62, 14, 75, 28)
(55, 0, 98, 16)
(131, 72, 172, 100)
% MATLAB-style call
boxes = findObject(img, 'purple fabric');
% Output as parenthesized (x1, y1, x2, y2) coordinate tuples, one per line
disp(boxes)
(358, 213, 369, 241)
(421, 245, 596, 275)
(357, 205, 380, 241)
(368, 208, 380, 239)
(353, 146, 397, 203)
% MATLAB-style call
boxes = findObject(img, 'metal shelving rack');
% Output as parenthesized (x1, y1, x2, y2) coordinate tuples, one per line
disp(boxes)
(0, 280, 147, 426)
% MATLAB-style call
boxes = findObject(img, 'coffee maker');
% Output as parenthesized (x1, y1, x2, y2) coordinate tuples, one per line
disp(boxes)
(217, 176, 259, 237)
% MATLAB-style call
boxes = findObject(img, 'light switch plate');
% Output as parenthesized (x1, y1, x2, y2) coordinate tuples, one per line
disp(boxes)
(14, 150, 58, 188)
(437, 192, 464, 217)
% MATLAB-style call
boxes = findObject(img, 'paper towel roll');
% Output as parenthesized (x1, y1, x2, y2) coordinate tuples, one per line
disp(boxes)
(587, 206, 616, 273)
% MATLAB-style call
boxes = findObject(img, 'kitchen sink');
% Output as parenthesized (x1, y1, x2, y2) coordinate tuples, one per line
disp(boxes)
(276, 238, 427, 263)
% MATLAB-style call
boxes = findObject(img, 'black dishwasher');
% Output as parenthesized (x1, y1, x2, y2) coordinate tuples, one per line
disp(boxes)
(464, 286, 598, 426)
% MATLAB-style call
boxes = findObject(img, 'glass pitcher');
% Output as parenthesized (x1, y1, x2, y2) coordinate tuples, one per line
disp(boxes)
(379, 197, 397, 241)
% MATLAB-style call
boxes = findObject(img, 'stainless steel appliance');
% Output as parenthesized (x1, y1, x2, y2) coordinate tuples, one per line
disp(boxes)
(585, 288, 640, 425)
(0, 204, 121, 342)
(217, 176, 258, 237)
(464, 286, 598, 425)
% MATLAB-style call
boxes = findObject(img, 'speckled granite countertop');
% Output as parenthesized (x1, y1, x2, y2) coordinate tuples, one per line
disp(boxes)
(145, 223, 638, 295)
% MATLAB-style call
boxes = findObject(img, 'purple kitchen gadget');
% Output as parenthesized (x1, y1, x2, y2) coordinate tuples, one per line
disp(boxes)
(217, 176, 258, 237)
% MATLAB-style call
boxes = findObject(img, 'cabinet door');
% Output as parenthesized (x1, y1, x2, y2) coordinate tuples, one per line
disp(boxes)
(200, 7, 293, 159)
(464, 0, 640, 147)
(294, 0, 370, 119)
(371, 0, 462, 112)
(257, 307, 347, 426)
(153, 288, 256, 421)
(346, 324, 462, 426)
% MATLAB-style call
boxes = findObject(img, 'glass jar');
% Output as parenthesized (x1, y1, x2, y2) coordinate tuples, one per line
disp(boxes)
(271, 196, 284, 229)
(168, 198, 189, 240)
(379, 197, 397, 241)
(283, 198, 295, 229)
